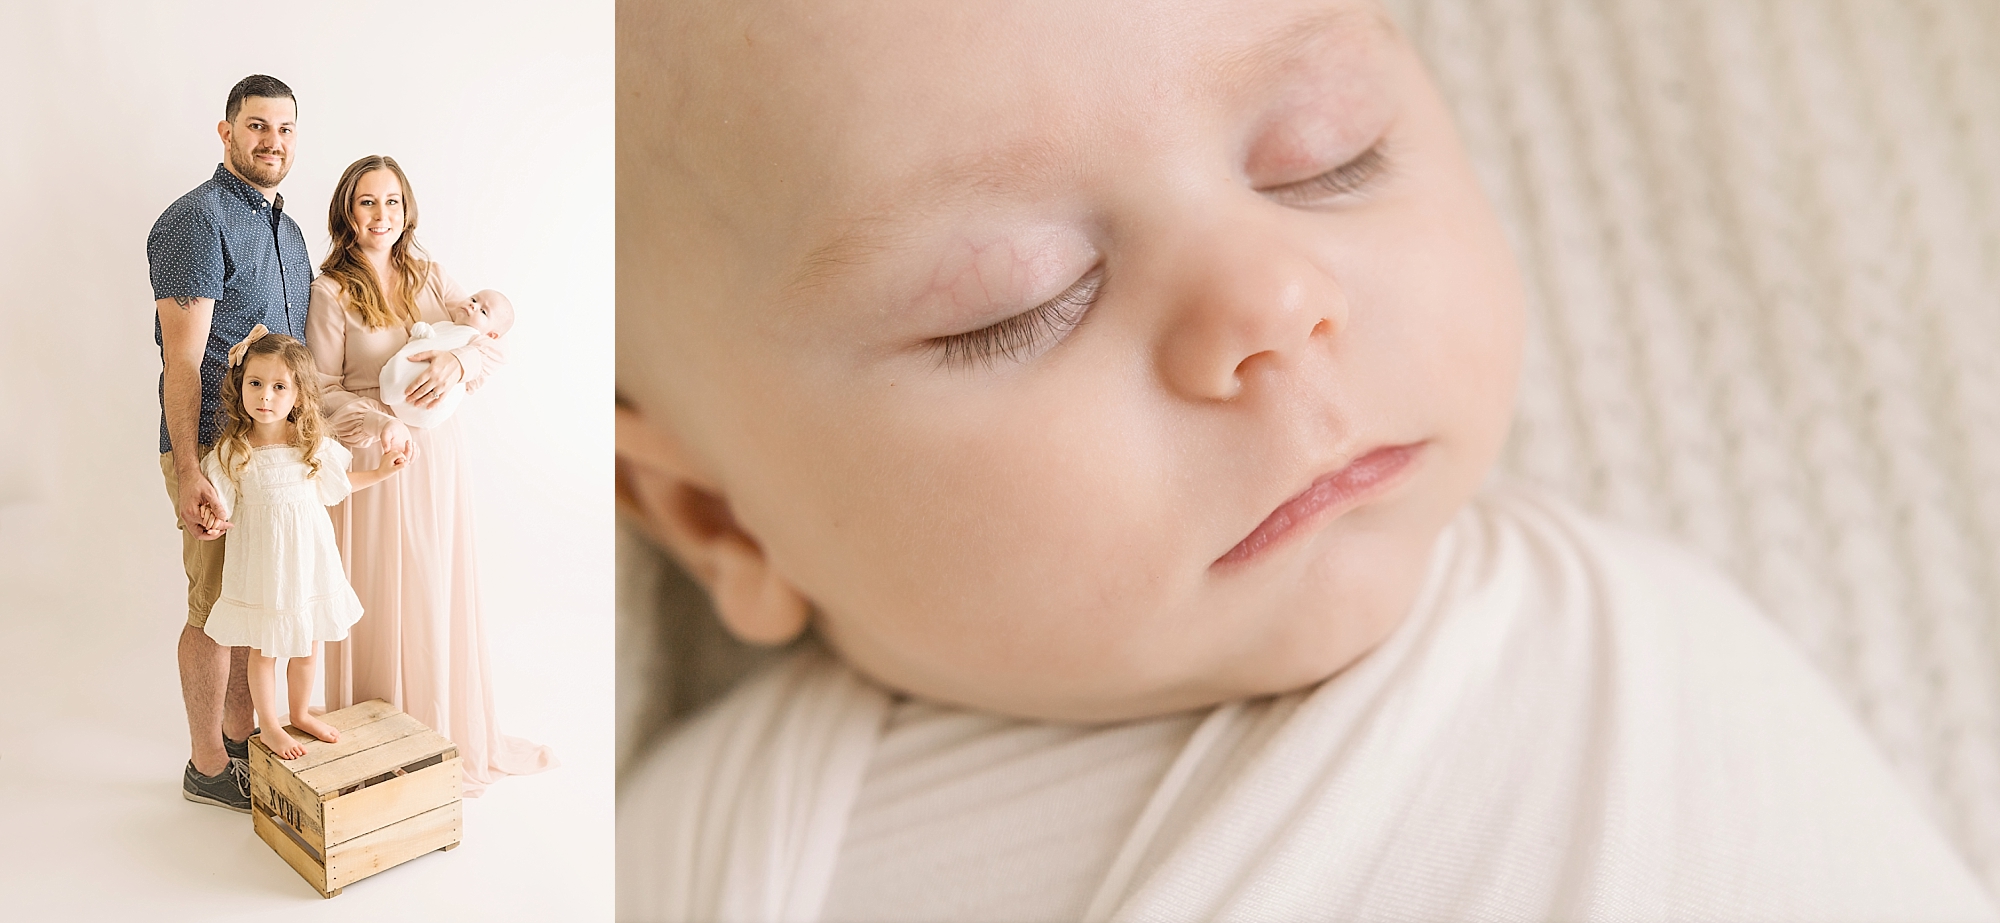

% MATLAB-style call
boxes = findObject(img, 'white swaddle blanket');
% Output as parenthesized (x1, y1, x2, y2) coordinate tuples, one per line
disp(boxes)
(379, 321, 480, 429)
(619, 486, 1998, 922)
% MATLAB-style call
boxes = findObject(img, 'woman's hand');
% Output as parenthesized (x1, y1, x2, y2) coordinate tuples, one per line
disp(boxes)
(404, 350, 465, 408)
(381, 418, 418, 464)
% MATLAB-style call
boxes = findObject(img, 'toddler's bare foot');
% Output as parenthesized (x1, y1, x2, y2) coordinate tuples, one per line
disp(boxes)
(291, 712, 341, 745)
(260, 726, 306, 760)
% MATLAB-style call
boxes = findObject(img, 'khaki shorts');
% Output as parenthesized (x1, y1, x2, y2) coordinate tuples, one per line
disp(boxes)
(160, 451, 226, 629)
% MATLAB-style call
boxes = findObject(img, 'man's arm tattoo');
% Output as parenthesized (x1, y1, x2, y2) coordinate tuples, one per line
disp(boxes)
(174, 295, 193, 309)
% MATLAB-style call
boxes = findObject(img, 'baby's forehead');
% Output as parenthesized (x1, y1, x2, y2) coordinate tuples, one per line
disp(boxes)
(660, 0, 1396, 249)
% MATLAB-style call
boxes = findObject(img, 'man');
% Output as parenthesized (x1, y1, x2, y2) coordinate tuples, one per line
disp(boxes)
(149, 75, 312, 812)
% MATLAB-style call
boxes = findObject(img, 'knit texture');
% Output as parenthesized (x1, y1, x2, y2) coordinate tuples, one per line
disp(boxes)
(1387, 0, 2000, 894)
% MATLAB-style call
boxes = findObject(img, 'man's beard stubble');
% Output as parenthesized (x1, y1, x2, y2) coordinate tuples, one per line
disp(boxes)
(229, 144, 290, 189)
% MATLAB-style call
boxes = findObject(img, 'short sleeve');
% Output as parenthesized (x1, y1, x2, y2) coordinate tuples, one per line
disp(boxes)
(147, 200, 225, 302)
(314, 438, 355, 506)
(198, 446, 236, 522)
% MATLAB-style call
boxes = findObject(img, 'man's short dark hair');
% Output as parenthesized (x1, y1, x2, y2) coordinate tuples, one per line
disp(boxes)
(225, 75, 296, 124)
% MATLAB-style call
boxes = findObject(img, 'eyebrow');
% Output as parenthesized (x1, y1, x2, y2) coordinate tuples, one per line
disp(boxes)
(784, 135, 1081, 300)
(1207, 6, 1397, 87)
(780, 5, 1396, 300)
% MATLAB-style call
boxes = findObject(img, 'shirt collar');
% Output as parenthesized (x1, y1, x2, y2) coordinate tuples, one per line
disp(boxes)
(211, 162, 276, 212)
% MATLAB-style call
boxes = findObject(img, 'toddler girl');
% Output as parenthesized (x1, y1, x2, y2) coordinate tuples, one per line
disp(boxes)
(199, 326, 405, 760)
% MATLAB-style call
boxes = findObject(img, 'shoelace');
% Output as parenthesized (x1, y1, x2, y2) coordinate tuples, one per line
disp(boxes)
(228, 757, 252, 793)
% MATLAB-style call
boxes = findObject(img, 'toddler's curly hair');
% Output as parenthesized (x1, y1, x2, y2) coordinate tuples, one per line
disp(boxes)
(214, 332, 328, 485)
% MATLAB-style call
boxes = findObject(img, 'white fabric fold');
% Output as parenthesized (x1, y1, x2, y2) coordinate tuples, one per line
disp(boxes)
(619, 487, 1999, 922)
(620, 650, 892, 923)
(379, 320, 484, 429)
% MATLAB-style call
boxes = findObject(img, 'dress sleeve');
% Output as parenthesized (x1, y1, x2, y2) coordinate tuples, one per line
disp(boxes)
(314, 438, 354, 506)
(431, 264, 508, 393)
(199, 446, 235, 522)
(308, 278, 400, 448)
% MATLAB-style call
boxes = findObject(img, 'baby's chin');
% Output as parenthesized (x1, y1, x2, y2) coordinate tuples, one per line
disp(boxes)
(824, 593, 1421, 725)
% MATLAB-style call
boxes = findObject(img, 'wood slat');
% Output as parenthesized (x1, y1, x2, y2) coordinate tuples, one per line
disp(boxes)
(280, 713, 428, 778)
(297, 730, 456, 793)
(248, 698, 402, 761)
(325, 800, 462, 892)
(254, 802, 335, 899)
(324, 758, 462, 846)
(251, 744, 327, 841)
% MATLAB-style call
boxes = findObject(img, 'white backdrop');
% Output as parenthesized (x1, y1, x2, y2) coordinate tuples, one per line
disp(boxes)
(0, 2, 613, 918)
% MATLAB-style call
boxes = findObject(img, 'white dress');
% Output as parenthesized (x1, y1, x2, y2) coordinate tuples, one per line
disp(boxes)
(201, 438, 365, 659)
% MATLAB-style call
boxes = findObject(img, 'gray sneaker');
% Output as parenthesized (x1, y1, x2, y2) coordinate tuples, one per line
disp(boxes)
(183, 758, 251, 814)
(224, 732, 253, 762)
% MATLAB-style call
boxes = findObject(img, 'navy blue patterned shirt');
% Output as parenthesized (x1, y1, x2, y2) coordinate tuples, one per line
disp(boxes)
(148, 163, 314, 454)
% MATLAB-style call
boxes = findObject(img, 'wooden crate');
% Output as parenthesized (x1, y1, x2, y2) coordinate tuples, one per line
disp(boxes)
(248, 699, 462, 898)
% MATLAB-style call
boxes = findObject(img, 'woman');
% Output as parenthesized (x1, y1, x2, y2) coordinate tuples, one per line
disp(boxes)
(307, 154, 555, 795)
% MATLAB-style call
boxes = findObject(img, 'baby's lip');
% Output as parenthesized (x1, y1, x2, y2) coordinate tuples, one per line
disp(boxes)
(1214, 442, 1425, 568)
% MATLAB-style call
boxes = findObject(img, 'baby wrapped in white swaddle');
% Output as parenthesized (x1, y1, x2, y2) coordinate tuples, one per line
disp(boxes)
(614, 1, 2000, 920)
(380, 289, 515, 428)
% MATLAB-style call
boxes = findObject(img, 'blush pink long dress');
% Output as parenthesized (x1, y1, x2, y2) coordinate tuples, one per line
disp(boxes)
(307, 264, 556, 796)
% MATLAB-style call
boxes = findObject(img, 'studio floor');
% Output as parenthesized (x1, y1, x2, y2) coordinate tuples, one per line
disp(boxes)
(0, 441, 613, 919)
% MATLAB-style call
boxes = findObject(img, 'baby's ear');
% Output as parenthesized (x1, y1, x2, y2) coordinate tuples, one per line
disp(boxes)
(616, 404, 810, 646)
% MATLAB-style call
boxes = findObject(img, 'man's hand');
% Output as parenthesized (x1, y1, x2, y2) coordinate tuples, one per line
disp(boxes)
(177, 468, 231, 540)
(403, 350, 465, 409)
(158, 294, 226, 538)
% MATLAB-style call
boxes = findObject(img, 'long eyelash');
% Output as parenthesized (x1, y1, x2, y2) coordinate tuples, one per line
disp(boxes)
(933, 270, 1102, 368)
(1267, 142, 1392, 204)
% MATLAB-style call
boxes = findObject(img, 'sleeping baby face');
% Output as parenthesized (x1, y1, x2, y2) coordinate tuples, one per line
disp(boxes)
(619, 0, 1525, 721)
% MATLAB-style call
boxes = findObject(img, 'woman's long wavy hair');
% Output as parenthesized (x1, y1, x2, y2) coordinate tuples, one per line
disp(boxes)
(215, 333, 328, 486)
(320, 155, 428, 330)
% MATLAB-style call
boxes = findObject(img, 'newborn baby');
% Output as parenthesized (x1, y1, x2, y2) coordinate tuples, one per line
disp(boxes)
(615, 1, 1999, 920)
(380, 288, 515, 428)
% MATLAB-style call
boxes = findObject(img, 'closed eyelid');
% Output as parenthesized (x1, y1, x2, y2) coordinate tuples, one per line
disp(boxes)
(929, 269, 1102, 368)
(1258, 142, 1392, 205)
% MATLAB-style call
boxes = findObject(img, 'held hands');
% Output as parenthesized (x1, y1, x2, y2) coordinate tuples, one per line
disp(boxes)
(380, 419, 418, 465)
(403, 350, 465, 409)
(178, 471, 230, 540)
(348, 446, 412, 492)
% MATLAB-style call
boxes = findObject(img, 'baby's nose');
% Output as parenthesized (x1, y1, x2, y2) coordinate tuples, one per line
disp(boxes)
(1154, 226, 1348, 402)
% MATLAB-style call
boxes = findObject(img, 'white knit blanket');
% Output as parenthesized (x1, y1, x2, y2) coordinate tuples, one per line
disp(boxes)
(619, 489, 1996, 922)
(1383, 0, 2000, 895)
